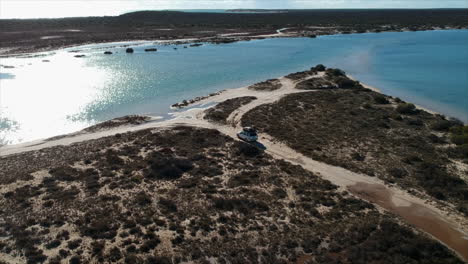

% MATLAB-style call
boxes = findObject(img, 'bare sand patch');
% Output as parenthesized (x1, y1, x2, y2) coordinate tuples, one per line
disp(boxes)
(349, 182, 468, 260)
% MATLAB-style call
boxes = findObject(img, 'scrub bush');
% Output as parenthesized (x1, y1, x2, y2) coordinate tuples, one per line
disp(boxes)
(312, 64, 326, 71)
(373, 94, 390, 104)
(396, 103, 417, 114)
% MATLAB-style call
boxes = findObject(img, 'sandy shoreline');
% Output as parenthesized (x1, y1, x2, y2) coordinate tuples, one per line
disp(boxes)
(348, 74, 445, 117)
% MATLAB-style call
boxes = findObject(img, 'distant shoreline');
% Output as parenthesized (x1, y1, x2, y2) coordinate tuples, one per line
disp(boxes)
(226, 9, 289, 14)
(1, 28, 466, 58)
(1, 9, 467, 56)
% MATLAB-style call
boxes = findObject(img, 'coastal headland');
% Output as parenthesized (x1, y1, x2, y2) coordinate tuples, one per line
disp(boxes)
(1, 65, 467, 263)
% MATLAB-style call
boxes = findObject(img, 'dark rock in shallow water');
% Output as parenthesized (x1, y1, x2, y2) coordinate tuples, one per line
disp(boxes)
(144, 48, 157, 52)
(211, 38, 237, 44)
(126, 48, 134, 53)
(104, 51, 113, 55)
(189, 43, 203, 47)
(74, 55, 85, 58)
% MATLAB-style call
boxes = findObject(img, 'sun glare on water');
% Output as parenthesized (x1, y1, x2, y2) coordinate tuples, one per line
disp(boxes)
(0, 51, 112, 144)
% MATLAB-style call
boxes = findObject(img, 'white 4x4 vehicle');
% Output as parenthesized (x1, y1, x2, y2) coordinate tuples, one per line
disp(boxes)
(237, 127, 258, 142)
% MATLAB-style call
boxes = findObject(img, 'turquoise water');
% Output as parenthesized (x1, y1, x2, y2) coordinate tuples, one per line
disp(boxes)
(0, 30, 467, 145)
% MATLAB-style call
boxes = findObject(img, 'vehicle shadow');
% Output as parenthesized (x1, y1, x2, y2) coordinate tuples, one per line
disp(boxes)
(249, 141, 267, 151)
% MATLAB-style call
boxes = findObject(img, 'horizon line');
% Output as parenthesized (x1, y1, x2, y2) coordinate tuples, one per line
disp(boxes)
(2, 7, 468, 20)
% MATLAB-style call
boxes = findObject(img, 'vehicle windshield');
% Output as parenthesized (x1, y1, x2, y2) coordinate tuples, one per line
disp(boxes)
(246, 131, 257, 136)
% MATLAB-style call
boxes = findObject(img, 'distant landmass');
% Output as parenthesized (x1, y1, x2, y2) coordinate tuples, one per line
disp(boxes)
(227, 9, 289, 13)
(1, 9, 468, 55)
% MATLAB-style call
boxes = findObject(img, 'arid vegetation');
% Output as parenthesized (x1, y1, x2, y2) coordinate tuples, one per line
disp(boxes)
(242, 70, 468, 215)
(295, 77, 335, 90)
(0, 126, 462, 263)
(83, 115, 151, 133)
(248, 79, 282, 91)
(447, 125, 468, 163)
(204, 96, 257, 124)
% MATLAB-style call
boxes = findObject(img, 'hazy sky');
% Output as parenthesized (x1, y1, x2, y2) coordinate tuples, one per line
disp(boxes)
(1, 0, 467, 19)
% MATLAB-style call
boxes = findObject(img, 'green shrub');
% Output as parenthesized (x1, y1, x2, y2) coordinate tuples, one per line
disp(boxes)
(391, 113, 403, 120)
(69, 256, 81, 264)
(59, 249, 69, 258)
(401, 155, 422, 164)
(450, 125, 468, 135)
(204, 96, 257, 123)
(107, 247, 122, 261)
(147, 156, 194, 180)
(431, 120, 452, 131)
(105, 150, 124, 166)
(67, 239, 82, 250)
(25, 248, 47, 264)
(140, 238, 161, 252)
(45, 240, 61, 249)
(373, 94, 390, 104)
(431, 120, 464, 131)
(146, 256, 171, 264)
(406, 118, 424, 126)
(134, 192, 152, 206)
(335, 77, 357, 88)
(81, 217, 119, 239)
(449, 118, 464, 128)
(451, 134, 468, 145)
(325, 68, 345, 77)
(362, 103, 372, 109)
(457, 204, 468, 216)
(387, 168, 407, 178)
(427, 134, 446, 144)
(351, 152, 365, 161)
(448, 125, 468, 145)
(452, 144, 468, 159)
(396, 103, 417, 114)
(91, 241, 105, 256)
(312, 64, 326, 71)
(158, 198, 178, 213)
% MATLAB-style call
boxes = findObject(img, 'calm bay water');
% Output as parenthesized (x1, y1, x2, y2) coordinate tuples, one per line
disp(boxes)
(0, 30, 467, 145)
